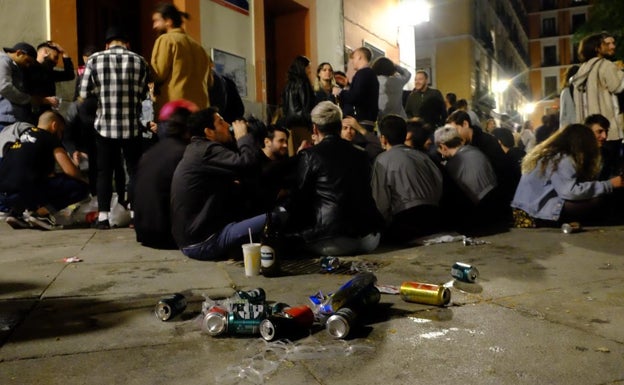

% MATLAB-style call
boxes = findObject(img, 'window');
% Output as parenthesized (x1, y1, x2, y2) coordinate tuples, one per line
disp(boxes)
(543, 45, 557, 66)
(363, 41, 385, 62)
(544, 76, 558, 98)
(571, 13, 585, 34)
(542, 17, 556, 37)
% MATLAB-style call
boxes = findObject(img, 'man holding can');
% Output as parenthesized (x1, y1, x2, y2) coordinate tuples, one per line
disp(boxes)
(170, 107, 265, 260)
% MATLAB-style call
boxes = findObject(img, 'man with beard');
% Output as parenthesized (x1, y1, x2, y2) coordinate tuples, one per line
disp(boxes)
(405, 70, 447, 127)
(27, 41, 75, 115)
(254, 124, 294, 213)
(0, 42, 39, 128)
(151, 3, 209, 114)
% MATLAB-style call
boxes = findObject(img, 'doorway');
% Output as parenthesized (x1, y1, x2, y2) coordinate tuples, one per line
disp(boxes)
(263, 0, 310, 110)
(76, 0, 164, 63)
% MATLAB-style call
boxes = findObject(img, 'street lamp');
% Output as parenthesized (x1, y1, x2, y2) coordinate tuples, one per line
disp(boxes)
(492, 79, 510, 94)
(397, 0, 431, 26)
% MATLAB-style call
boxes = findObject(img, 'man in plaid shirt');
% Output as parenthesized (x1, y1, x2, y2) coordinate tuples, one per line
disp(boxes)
(79, 26, 148, 229)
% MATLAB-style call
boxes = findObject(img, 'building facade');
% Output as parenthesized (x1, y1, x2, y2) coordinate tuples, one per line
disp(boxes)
(412, 0, 530, 127)
(0, 0, 412, 121)
(525, 0, 591, 126)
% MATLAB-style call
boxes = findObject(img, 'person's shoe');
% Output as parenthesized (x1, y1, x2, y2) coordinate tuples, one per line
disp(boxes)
(25, 212, 62, 230)
(95, 219, 111, 230)
(6, 215, 32, 229)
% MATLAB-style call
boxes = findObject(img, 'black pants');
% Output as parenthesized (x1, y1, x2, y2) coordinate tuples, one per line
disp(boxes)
(95, 134, 141, 212)
(0, 174, 89, 213)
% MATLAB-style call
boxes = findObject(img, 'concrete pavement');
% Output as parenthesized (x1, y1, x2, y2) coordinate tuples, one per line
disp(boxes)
(0, 222, 623, 384)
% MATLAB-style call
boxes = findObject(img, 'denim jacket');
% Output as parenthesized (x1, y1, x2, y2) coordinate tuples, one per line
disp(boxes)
(511, 155, 612, 221)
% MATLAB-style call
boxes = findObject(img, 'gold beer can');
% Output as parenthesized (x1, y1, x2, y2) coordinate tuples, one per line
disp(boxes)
(399, 281, 451, 306)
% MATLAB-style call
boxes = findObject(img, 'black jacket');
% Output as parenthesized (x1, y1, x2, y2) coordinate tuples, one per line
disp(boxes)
(282, 79, 314, 126)
(339, 67, 379, 122)
(285, 135, 383, 241)
(134, 137, 188, 249)
(170, 134, 259, 248)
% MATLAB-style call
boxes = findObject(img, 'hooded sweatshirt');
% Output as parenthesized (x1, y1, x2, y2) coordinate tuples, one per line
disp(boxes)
(571, 57, 624, 140)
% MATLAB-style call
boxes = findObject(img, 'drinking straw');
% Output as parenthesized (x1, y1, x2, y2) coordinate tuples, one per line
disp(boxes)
(248, 228, 253, 244)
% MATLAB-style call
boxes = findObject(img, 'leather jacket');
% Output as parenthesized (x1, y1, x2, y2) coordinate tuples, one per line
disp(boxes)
(286, 135, 383, 241)
(282, 79, 314, 126)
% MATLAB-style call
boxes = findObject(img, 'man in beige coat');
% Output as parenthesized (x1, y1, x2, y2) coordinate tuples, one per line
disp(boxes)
(151, 3, 209, 114)
(572, 33, 624, 145)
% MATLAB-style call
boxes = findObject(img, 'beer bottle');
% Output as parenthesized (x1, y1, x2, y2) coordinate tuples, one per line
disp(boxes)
(260, 212, 280, 277)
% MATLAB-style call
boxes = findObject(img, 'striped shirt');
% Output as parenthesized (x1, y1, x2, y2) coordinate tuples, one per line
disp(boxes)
(79, 45, 148, 139)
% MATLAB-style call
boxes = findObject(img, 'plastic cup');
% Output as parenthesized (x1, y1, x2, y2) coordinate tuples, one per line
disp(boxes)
(242, 243, 261, 277)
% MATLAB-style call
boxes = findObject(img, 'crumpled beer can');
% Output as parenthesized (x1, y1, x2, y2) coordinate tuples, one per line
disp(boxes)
(320, 256, 341, 272)
(561, 222, 581, 234)
(154, 293, 187, 321)
(451, 262, 479, 283)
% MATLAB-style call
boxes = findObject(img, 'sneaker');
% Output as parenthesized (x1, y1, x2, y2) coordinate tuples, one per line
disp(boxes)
(6, 215, 33, 229)
(25, 212, 62, 230)
(95, 219, 110, 230)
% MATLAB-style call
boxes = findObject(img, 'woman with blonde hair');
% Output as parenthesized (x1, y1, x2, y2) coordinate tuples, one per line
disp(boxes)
(511, 123, 623, 227)
(313, 62, 337, 105)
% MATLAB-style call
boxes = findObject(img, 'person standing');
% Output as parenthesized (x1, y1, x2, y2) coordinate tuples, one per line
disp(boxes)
(559, 65, 580, 129)
(282, 55, 315, 154)
(405, 69, 447, 127)
(333, 47, 379, 131)
(313, 62, 337, 106)
(572, 33, 624, 159)
(26, 41, 74, 115)
(79, 26, 149, 229)
(151, 3, 209, 114)
(371, 57, 411, 120)
(0, 42, 39, 129)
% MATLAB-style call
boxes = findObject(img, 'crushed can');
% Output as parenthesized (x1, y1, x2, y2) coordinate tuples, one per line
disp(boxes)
(561, 222, 581, 234)
(319, 272, 377, 314)
(320, 256, 340, 272)
(451, 262, 479, 283)
(399, 281, 451, 306)
(154, 293, 187, 321)
(326, 307, 357, 339)
(202, 305, 229, 336)
(236, 288, 266, 304)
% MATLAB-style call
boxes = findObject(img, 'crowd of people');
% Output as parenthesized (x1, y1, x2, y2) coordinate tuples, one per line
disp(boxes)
(1, 5, 624, 261)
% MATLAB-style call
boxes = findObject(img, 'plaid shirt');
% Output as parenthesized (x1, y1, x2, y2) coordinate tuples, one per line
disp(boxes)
(79, 45, 148, 139)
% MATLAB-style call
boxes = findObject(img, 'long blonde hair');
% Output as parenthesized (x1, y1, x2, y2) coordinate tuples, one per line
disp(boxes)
(313, 62, 337, 93)
(521, 123, 601, 180)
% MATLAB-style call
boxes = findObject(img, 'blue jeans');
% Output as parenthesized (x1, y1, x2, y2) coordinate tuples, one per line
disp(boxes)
(181, 214, 267, 261)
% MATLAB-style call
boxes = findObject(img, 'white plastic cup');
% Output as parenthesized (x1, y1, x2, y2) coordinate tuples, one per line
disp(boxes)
(242, 243, 261, 277)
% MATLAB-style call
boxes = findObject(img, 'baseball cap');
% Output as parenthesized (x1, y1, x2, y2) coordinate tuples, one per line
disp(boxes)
(3, 42, 37, 60)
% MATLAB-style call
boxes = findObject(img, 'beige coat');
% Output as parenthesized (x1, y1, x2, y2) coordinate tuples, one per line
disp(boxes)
(572, 57, 624, 140)
(151, 28, 209, 113)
